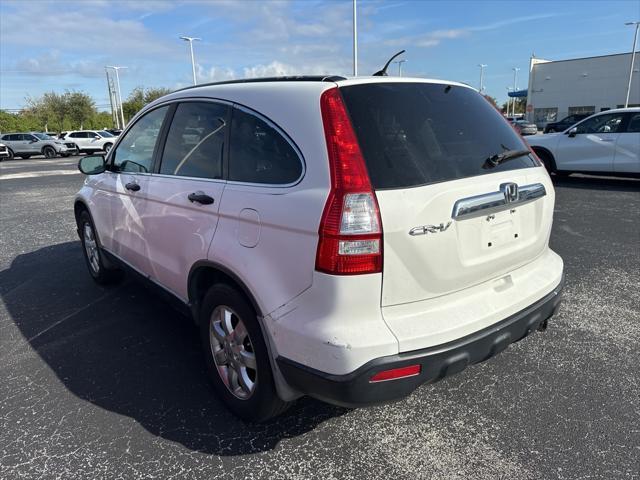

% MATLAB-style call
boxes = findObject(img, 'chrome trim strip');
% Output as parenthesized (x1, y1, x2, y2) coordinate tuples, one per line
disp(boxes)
(452, 183, 546, 220)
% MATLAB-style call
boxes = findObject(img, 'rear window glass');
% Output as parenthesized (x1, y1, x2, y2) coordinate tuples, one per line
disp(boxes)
(340, 83, 536, 189)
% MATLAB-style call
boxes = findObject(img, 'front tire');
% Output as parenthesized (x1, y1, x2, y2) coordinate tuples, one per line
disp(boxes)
(199, 284, 290, 422)
(43, 146, 56, 158)
(6, 149, 14, 160)
(78, 210, 122, 285)
(103, 143, 113, 154)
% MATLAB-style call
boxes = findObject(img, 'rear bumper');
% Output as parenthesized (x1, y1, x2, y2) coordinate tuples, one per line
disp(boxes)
(277, 277, 563, 408)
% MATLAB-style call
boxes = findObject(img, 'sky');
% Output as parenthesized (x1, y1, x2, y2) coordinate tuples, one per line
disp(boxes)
(0, 0, 638, 111)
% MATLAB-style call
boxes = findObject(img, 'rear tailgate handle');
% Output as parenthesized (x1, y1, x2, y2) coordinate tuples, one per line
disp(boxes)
(452, 183, 546, 220)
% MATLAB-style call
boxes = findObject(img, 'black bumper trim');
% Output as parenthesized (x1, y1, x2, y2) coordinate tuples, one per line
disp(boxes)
(277, 278, 564, 408)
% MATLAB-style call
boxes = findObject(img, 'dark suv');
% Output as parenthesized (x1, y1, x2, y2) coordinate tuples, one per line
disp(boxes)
(543, 114, 590, 133)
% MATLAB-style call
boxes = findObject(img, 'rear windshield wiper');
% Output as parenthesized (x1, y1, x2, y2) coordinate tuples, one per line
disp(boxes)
(482, 149, 531, 169)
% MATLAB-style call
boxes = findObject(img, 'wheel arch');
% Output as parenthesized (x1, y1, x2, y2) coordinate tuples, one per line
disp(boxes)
(188, 261, 263, 324)
(531, 146, 557, 171)
(41, 144, 55, 154)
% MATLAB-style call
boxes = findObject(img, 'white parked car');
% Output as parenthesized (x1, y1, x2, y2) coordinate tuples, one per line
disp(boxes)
(527, 107, 640, 176)
(63, 130, 116, 154)
(74, 76, 564, 421)
(0, 142, 9, 160)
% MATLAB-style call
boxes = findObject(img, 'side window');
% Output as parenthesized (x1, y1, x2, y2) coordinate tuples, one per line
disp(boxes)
(575, 114, 625, 134)
(112, 106, 169, 173)
(159, 102, 227, 179)
(229, 108, 302, 184)
(626, 113, 640, 133)
(69, 132, 80, 138)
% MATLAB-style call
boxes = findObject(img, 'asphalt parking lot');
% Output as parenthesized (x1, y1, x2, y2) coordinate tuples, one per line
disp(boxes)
(1, 156, 638, 480)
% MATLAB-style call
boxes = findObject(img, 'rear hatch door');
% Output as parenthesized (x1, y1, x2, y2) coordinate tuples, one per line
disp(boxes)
(340, 81, 554, 307)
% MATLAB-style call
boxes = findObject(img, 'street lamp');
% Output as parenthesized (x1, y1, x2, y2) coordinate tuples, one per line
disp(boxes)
(624, 21, 640, 108)
(105, 66, 126, 128)
(180, 36, 201, 85)
(104, 67, 118, 129)
(352, 0, 358, 76)
(506, 87, 513, 116)
(478, 64, 487, 93)
(512, 67, 520, 115)
(393, 59, 407, 76)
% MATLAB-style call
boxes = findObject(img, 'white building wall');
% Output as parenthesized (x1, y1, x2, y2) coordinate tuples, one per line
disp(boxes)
(526, 52, 639, 126)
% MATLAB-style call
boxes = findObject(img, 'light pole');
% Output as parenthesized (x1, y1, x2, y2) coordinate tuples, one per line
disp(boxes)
(180, 36, 201, 85)
(624, 21, 640, 108)
(393, 59, 407, 76)
(512, 67, 520, 115)
(106, 66, 126, 128)
(478, 64, 487, 93)
(352, 0, 358, 76)
(506, 87, 513, 116)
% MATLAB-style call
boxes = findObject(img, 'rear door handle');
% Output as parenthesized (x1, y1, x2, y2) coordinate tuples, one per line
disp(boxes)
(188, 191, 214, 205)
(125, 182, 140, 192)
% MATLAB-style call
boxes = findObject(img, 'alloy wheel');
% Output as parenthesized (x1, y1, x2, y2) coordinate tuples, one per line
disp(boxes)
(83, 222, 100, 274)
(209, 305, 257, 400)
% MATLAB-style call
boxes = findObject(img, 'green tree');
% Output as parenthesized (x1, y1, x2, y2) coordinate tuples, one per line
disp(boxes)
(67, 91, 95, 129)
(502, 97, 526, 115)
(122, 86, 172, 121)
(482, 94, 499, 109)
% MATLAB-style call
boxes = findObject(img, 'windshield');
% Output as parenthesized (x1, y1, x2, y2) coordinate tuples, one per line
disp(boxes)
(34, 133, 53, 140)
(340, 82, 536, 189)
(98, 130, 114, 137)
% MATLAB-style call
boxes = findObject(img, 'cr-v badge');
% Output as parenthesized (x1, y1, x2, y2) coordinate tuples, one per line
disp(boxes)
(409, 222, 452, 236)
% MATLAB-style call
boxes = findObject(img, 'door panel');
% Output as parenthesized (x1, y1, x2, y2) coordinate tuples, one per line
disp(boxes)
(614, 114, 640, 174)
(555, 112, 625, 172)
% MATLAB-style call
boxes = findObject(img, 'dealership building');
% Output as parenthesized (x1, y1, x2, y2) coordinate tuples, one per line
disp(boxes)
(517, 52, 639, 128)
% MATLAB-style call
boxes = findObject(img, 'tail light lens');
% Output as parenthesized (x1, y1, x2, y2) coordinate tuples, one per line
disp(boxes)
(316, 87, 383, 275)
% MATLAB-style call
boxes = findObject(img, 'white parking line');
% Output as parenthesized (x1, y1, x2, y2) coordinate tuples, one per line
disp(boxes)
(0, 170, 81, 180)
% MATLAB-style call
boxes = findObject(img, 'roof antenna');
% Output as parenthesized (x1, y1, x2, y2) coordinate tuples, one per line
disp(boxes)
(373, 50, 406, 76)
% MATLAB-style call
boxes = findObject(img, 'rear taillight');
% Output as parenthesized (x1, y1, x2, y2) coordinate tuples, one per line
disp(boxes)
(316, 87, 383, 275)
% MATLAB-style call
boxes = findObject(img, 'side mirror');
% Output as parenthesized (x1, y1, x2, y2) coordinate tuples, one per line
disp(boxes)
(78, 155, 106, 175)
(567, 127, 578, 137)
(94, 135, 101, 140)
(31, 139, 39, 143)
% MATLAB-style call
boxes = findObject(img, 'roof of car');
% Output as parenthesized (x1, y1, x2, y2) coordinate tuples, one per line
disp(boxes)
(593, 107, 640, 114)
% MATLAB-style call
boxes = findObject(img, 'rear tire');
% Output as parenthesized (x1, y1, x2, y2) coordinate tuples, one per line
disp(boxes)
(78, 210, 122, 285)
(199, 284, 290, 422)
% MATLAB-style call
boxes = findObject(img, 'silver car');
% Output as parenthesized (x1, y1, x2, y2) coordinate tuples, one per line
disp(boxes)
(0, 132, 74, 159)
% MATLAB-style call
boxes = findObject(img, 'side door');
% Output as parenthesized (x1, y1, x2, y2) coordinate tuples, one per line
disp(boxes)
(210, 105, 312, 316)
(614, 112, 640, 174)
(86, 131, 102, 152)
(26, 134, 41, 154)
(141, 101, 228, 300)
(554, 112, 625, 172)
(68, 132, 86, 151)
(92, 105, 171, 274)
(14, 134, 31, 154)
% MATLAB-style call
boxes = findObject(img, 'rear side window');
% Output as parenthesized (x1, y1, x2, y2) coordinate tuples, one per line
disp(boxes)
(159, 102, 228, 179)
(228, 108, 302, 185)
(626, 113, 640, 133)
(340, 83, 537, 189)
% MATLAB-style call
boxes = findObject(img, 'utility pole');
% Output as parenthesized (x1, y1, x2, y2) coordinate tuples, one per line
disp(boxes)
(353, 0, 358, 76)
(104, 68, 119, 129)
(180, 36, 200, 85)
(624, 21, 640, 108)
(478, 64, 487, 93)
(506, 87, 512, 116)
(106, 66, 126, 128)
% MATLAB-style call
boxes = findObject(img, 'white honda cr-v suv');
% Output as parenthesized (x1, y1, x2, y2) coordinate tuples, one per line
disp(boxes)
(75, 76, 564, 421)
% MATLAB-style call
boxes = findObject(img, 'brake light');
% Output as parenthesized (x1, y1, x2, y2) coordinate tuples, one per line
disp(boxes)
(370, 365, 421, 383)
(316, 87, 383, 275)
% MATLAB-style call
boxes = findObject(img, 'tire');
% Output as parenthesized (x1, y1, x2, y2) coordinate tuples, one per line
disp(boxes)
(6, 149, 14, 160)
(78, 210, 122, 285)
(547, 128, 556, 133)
(534, 148, 554, 173)
(199, 284, 290, 422)
(43, 146, 56, 158)
(103, 143, 113, 154)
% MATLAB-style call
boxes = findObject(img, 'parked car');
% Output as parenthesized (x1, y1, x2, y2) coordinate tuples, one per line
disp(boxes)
(75, 76, 564, 421)
(511, 119, 538, 136)
(527, 108, 640, 176)
(543, 113, 590, 133)
(0, 132, 73, 159)
(62, 130, 116, 154)
(0, 142, 9, 161)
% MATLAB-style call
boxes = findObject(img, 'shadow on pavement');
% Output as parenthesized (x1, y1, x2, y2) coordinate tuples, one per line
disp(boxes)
(0, 241, 346, 455)
(551, 174, 640, 192)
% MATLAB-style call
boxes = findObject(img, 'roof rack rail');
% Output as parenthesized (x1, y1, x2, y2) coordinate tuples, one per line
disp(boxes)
(175, 75, 347, 92)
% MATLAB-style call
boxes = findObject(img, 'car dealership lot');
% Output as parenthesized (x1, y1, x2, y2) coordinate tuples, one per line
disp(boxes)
(1, 157, 638, 479)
